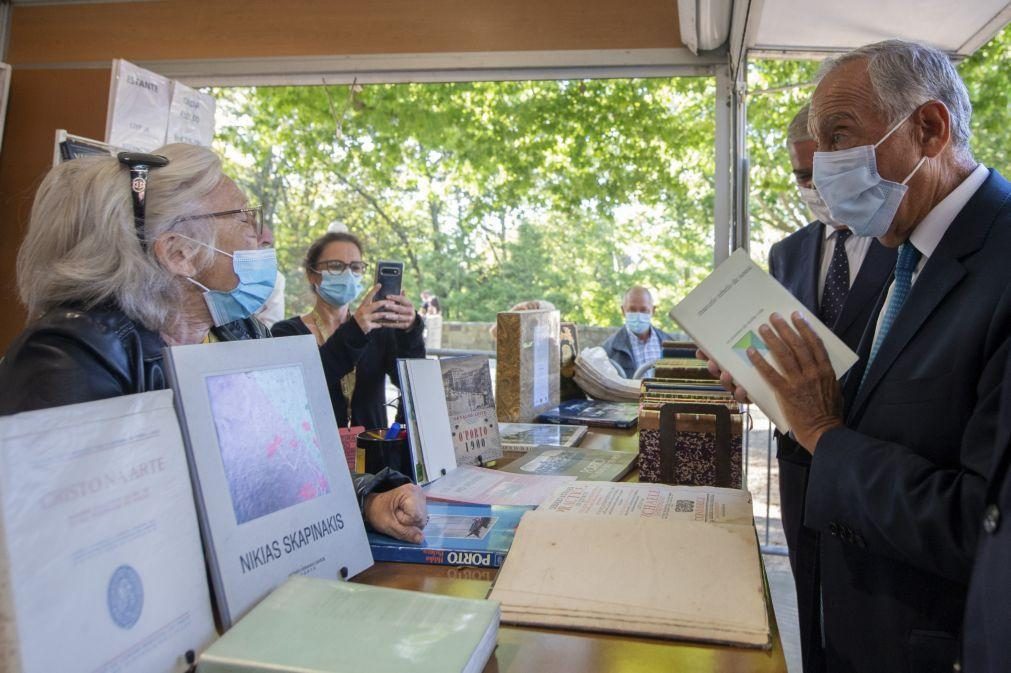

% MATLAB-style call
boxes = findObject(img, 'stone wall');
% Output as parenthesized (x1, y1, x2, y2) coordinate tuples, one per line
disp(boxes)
(434, 321, 686, 353)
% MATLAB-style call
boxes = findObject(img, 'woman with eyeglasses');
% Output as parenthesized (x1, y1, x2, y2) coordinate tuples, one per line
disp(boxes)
(0, 144, 427, 544)
(270, 232, 425, 431)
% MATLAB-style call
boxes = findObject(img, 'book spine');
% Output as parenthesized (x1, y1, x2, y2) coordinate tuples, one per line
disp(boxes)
(370, 544, 505, 568)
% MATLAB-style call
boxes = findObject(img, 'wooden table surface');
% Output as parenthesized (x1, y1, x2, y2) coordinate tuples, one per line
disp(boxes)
(354, 427, 788, 673)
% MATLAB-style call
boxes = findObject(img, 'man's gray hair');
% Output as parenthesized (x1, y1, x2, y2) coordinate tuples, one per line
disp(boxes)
(817, 39, 973, 156)
(787, 103, 813, 144)
(17, 143, 224, 330)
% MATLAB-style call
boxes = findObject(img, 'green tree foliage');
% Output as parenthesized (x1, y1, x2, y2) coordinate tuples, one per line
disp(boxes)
(215, 25, 1008, 326)
(214, 78, 716, 327)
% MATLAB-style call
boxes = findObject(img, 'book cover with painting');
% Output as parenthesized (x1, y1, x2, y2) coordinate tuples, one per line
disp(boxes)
(165, 336, 372, 629)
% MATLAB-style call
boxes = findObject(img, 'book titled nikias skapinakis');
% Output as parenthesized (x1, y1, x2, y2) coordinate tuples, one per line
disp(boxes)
(368, 502, 531, 567)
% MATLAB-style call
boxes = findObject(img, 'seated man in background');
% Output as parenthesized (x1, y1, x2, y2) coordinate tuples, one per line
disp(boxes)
(601, 286, 673, 378)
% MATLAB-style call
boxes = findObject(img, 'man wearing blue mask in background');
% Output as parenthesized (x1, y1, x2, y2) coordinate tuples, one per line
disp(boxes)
(768, 102, 895, 673)
(702, 39, 1011, 673)
(601, 286, 673, 378)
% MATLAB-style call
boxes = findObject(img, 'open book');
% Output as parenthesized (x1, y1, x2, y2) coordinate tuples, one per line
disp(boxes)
(488, 482, 770, 648)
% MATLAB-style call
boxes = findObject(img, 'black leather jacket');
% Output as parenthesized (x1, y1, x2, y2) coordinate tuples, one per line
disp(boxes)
(0, 305, 408, 506)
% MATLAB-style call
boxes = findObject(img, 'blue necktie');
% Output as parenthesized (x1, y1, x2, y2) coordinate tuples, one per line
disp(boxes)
(859, 242, 922, 390)
(820, 229, 851, 327)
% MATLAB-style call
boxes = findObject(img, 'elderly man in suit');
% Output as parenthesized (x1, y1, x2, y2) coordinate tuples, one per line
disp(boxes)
(768, 103, 894, 673)
(601, 286, 674, 378)
(705, 39, 1011, 673)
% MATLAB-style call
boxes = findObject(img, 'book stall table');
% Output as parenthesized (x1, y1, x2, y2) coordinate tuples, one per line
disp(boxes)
(354, 428, 788, 673)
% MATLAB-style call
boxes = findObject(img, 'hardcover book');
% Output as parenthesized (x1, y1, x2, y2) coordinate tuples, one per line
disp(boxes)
(499, 422, 588, 452)
(495, 309, 560, 422)
(165, 336, 373, 629)
(198, 575, 500, 673)
(439, 355, 503, 466)
(498, 447, 637, 482)
(423, 465, 575, 507)
(0, 391, 216, 673)
(537, 399, 640, 429)
(398, 358, 464, 483)
(368, 502, 531, 568)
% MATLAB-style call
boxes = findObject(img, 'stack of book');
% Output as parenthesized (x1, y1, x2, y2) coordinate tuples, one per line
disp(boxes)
(638, 357, 745, 488)
(488, 482, 770, 648)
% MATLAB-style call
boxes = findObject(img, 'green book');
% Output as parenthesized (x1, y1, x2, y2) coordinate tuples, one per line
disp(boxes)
(498, 447, 637, 481)
(199, 576, 500, 673)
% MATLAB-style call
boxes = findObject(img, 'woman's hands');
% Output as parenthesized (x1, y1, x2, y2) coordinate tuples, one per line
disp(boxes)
(353, 285, 419, 334)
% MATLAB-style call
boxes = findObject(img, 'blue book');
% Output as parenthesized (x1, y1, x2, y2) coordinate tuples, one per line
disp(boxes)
(537, 399, 640, 429)
(368, 502, 532, 568)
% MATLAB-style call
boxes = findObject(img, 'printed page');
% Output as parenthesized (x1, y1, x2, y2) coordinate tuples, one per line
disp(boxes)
(669, 249, 858, 431)
(423, 465, 575, 507)
(540, 482, 754, 525)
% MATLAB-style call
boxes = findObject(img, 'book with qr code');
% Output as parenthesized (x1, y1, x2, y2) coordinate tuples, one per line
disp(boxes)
(367, 502, 532, 568)
(489, 481, 769, 647)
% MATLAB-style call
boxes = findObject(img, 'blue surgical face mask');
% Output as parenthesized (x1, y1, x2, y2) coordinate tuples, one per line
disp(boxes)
(181, 237, 277, 327)
(812, 110, 928, 238)
(625, 312, 652, 335)
(316, 269, 363, 307)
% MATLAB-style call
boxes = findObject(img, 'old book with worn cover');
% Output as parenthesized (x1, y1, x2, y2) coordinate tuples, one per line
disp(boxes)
(498, 447, 637, 481)
(537, 399, 639, 429)
(368, 502, 531, 568)
(439, 355, 503, 466)
(198, 576, 500, 673)
(499, 422, 587, 452)
(638, 377, 744, 488)
(495, 309, 560, 422)
(489, 484, 769, 648)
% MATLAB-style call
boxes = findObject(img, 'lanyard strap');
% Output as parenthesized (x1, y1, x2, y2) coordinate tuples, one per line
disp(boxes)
(312, 310, 357, 425)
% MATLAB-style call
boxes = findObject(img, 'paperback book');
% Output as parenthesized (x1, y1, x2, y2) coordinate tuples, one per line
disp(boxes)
(368, 502, 531, 568)
(498, 447, 637, 481)
(537, 399, 640, 429)
(499, 422, 587, 452)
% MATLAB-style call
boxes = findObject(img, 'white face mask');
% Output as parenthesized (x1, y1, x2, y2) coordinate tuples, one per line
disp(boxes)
(797, 185, 837, 226)
(812, 109, 928, 238)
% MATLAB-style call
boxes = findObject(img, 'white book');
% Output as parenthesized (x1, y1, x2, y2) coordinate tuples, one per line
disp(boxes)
(399, 359, 459, 483)
(165, 336, 373, 629)
(669, 249, 858, 431)
(0, 390, 216, 673)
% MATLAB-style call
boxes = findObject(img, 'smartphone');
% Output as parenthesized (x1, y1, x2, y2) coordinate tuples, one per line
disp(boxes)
(374, 260, 404, 301)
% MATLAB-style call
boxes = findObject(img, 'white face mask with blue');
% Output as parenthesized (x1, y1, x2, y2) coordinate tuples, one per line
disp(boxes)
(316, 269, 364, 307)
(812, 109, 928, 238)
(625, 312, 652, 335)
(180, 236, 278, 327)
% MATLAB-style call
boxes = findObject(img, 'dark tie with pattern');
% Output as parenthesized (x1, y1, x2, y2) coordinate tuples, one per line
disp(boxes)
(819, 229, 851, 327)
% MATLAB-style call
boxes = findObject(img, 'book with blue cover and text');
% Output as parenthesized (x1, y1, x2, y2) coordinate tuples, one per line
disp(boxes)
(368, 502, 531, 568)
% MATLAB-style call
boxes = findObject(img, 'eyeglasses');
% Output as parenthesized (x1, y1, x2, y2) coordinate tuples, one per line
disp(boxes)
(118, 152, 170, 251)
(312, 260, 369, 275)
(176, 206, 264, 239)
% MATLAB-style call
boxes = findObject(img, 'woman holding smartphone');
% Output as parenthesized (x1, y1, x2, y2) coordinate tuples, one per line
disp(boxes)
(271, 232, 424, 429)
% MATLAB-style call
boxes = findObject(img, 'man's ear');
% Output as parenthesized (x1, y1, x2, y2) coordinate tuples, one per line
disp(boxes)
(153, 233, 201, 278)
(914, 100, 951, 159)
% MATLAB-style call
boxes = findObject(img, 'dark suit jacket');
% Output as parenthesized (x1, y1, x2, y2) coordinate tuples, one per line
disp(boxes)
(805, 169, 1011, 673)
(962, 347, 1011, 673)
(767, 221, 895, 673)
